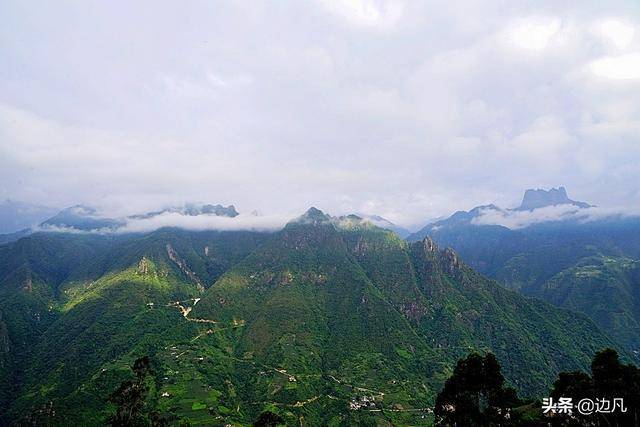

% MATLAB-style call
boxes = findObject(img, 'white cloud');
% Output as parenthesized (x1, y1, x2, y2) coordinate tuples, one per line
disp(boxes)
(318, 0, 405, 29)
(31, 212, 290, 234)
(207, 72, 229, 88)
(504, 16, 562, 50)
(589, 53, 640, 80)
(593, 19, 636, 50)
(118, 212, 288, 233)
(472, 205, 640, 229)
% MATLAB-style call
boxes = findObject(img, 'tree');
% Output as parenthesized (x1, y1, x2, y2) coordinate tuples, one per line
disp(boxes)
(549, 371, 594, 426)
(435, 352, 520, 426)
(107, 356, 167, 427)
(253, 410, 285, 427)
(549, 348, 640, 426)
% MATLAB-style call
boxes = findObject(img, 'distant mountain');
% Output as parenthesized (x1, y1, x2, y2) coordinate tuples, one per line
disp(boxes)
(41, 205, 124, 231)
(407, 187, 592, 242)
(0, 200, 58, 234)
(0, 208, 620, 425)
(355, 213, 412, 238)
(406, 204, 507, 246)
(515, 186, 592, 211)
(131, 203, 239, 220)
(407, 189, 640, 357)
(0, 202, 253, 246)
(34, 203, 240, 234)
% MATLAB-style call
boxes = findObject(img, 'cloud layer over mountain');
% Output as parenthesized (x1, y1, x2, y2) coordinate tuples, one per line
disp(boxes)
(119, 212, 289, 233)
(472, 204, 640, 229)
(1, 1, 639, 226)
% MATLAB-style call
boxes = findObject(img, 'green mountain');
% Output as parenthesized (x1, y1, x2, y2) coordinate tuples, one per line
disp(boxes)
(408, 200, 640, 357)
(0, 210, 623, 425)
(531, 255, 640, 356)
(0, 229, 269, 422)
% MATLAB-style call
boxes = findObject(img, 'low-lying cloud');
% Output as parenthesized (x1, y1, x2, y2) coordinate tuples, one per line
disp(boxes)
(119, 212, 289, 233)
(472, 205, 640, 229)
(33, 212, 293, 235)
(31, 208, 398, 235)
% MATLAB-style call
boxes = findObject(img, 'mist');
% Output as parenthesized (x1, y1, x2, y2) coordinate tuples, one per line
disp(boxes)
(471, 204, 640, 229)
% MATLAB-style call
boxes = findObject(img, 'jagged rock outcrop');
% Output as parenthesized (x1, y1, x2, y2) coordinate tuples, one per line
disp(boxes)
(423, 236, 438, 253)
(166, 244, 204, 292)
(137, 257, 149, 275)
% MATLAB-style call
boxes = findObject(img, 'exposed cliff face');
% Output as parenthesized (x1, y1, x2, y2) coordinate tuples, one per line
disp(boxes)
(137, 257, 150, 275)
(166, 244, 205, 292)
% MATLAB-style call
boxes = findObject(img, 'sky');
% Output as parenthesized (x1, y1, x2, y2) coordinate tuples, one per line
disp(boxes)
(1, 0, 639, 227)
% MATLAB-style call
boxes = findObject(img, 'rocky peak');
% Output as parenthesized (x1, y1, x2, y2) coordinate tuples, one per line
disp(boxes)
(443, 247, 461, 273)
(422, 236, 438, 253)
(294, 207, 332, 225)
(138, 257, 150, 275)
(516, 187, 591, 211)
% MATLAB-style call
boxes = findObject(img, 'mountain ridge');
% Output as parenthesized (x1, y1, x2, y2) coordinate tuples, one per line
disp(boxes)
(0, 208, 623, 424)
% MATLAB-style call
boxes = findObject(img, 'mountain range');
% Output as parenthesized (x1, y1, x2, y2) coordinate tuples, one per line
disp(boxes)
(1, 189, 639, 425)
(408, 187, 640, 359)
(0, 204, 624, 425)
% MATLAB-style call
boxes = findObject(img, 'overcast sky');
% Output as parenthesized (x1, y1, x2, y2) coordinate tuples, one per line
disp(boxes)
(1, 0, 639, 227)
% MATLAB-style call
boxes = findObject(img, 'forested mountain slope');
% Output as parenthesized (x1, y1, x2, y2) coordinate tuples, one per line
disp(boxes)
(0, 210, 622, 425)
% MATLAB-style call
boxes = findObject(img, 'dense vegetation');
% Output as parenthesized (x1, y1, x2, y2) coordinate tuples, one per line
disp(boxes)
(0, 211, 625, 425)
(435, 348, 640, 426)
(108, 356, 167, 426)
(544, 348, 640, 426)
(434, 353, 520, 426)
(409, 215, 640, 356)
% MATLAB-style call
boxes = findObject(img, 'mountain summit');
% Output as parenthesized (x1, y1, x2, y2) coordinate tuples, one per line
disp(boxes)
(292, 206, 332, 225)
(515, 186, 591, 211)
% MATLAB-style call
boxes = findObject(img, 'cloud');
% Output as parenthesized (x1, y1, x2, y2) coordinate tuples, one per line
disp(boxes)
(33, 224, 113, 235)
(593, 19, 636, 50)
(32, 211, 291, 235)
(1, 1, 640, 228)
(118, 212, 289, 233)
(503, 16, 563, 50)
(472, 205, 640, 229)
(589, 53, 640, 80)
(317, 0, 405, 29)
